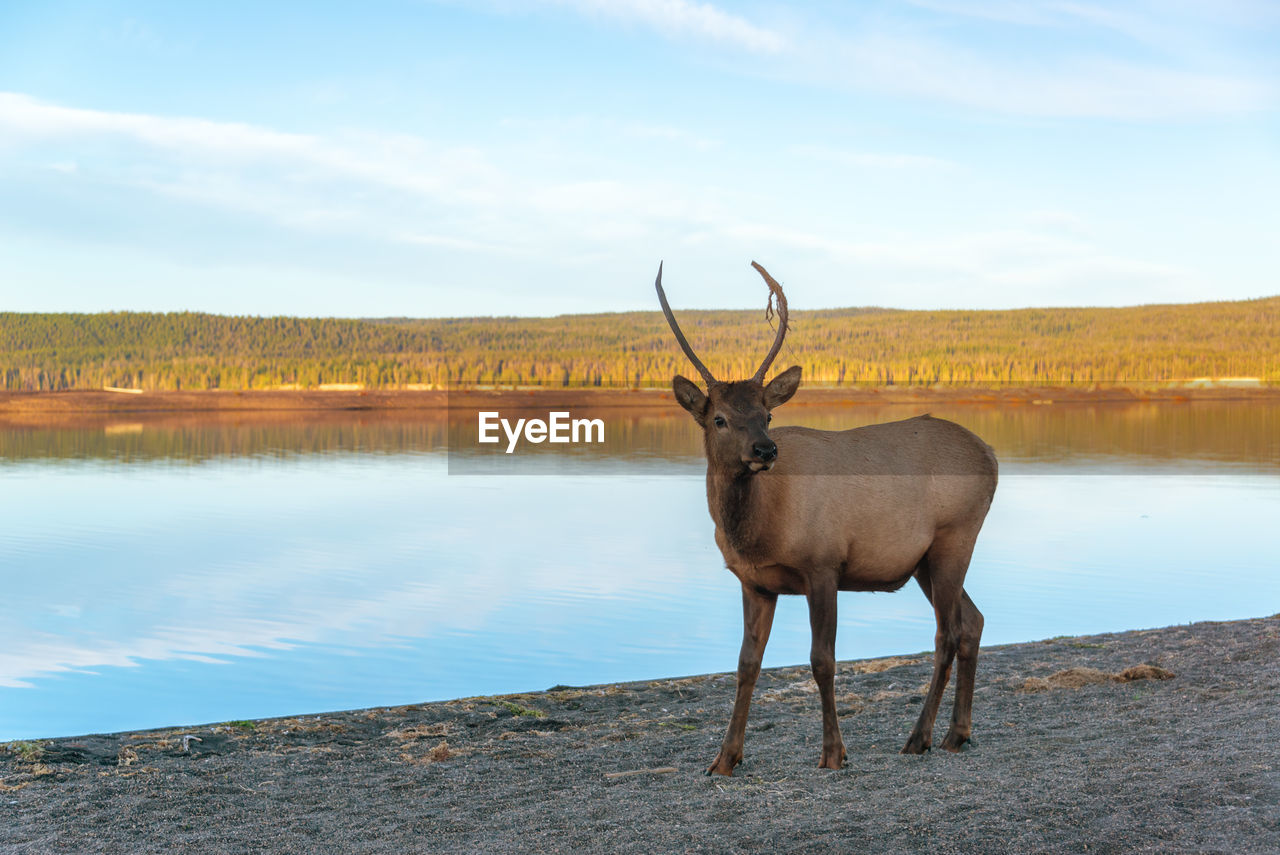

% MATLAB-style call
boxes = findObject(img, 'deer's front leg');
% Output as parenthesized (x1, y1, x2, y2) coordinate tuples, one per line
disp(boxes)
(807, 574, 845, 770)
(707, 584, 777, 776)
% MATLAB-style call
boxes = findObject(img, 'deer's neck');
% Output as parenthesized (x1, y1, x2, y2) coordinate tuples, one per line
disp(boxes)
(707, 466, 769, 556)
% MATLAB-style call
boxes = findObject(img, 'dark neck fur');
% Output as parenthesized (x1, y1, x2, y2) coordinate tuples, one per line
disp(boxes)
(707, 464, 761, 554)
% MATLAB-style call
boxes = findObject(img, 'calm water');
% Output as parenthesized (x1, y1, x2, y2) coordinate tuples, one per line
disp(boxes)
(1, 402, 1278, 740)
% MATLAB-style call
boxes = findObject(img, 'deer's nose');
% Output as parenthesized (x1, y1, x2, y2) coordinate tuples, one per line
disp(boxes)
(753, 440, 777, 462)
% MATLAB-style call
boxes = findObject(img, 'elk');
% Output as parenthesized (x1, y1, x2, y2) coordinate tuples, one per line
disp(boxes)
(656, 261, 998, 775)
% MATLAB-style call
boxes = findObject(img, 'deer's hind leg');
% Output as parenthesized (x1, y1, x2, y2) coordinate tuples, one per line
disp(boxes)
(902, 532, 979, 755)
(940, 590, 983, 752)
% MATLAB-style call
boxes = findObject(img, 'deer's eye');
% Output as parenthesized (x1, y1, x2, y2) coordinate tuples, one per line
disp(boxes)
(767, 414, 772, 424)
(713, 416, 727, 428)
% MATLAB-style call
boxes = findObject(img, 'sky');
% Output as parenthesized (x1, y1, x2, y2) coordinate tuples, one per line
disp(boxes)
(0, 0, 1277, 317)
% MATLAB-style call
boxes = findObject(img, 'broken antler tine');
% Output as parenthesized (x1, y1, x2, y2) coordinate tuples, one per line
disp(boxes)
(750, 262, 789, 382)
(655, 262, 717, 386)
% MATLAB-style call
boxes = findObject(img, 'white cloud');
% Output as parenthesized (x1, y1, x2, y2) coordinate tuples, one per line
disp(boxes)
(798, 1, 1277, 119)
(0, 92, 503, 202)
(1023, 209, 1094, 237)
(0, 91, 518, 249)
(555, 0, 787, 52)
(789, 144, 952, 170)
(812, 32, 1272, 119)
(0, 92, 727, 246)
(0, 91, 309, 154)
(497, 115, 721, 151)
(717, 221, 1190, 306)
(461, 0, 1275, 119)
(0, 92, 745, 302)
(904, 0, 1115, 29)
(908, 0, 1280, 45)
(523, 0, 1277, 119)
(623, 121, 720, 151)
(0, 91, 1254, 313)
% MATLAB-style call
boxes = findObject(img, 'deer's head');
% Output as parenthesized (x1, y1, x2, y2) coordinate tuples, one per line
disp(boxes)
(657, 262, 802, 474)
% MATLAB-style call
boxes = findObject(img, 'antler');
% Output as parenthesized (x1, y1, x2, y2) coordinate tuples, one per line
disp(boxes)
(750, 261, 789, 382)
(654, 262, 717, 386)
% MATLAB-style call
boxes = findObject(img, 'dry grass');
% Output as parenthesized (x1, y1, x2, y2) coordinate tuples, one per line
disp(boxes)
(1116, 664, 1176, 682)
(127, 738, 176, 752)
(258, 718, 349, 735)
(841, 656, 926, 675)
(836, 692, 866, 714)
(1020, 664, 1175, 693)
(647, 676, 709, 690)
(387, 723, 451, 741)
(399, 739, 461, 766)
(759, 680, 819, 703)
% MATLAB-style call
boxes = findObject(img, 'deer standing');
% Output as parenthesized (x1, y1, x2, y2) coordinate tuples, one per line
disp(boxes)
(656, 262, 998, 775)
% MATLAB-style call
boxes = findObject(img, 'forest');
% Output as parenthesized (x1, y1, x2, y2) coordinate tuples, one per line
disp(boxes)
(1, 296, 1277, 391)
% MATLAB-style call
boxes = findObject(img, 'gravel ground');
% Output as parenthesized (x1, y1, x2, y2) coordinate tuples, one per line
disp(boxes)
(2, 615, 1276, 854)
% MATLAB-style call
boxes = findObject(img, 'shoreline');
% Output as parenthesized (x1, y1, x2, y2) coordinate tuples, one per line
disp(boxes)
(3, 384, 1279, 418)
(3, 615, 1277, 853)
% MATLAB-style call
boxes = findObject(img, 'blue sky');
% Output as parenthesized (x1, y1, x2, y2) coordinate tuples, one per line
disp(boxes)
(1, 0, 1276, 316)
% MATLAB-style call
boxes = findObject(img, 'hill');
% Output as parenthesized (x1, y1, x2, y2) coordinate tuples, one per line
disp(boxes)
(1, 297, 1277, 391)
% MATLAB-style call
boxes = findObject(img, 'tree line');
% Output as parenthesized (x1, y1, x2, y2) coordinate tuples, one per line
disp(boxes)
(1, 296, 1276, 391)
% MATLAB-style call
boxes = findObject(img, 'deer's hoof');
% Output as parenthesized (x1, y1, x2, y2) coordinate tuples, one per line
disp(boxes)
(705, 750, 740, 777)
(818, 746, 846, 770)
(941, 733, 973, 753)
(900, 735, 932, 755)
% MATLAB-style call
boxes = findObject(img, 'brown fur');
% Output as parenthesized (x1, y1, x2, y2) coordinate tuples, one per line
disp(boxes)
(658, 262, 999, 775)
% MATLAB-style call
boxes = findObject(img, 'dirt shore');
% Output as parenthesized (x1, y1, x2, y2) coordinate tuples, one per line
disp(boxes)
(3, 384, 1278, 420)
(2, 615, 1276, 854)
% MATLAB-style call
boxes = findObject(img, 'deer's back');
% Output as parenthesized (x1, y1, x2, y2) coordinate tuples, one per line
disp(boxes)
(771, 413, 994, 479)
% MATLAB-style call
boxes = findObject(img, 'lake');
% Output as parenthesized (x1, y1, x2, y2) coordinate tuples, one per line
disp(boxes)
(2, 400, 1278, 741)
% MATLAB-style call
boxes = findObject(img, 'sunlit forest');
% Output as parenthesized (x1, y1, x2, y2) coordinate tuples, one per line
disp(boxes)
(2, 296, 1277, 391)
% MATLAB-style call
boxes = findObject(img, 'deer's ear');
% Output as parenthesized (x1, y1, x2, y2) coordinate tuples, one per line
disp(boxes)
(672, 375, 708, 423)
(764, 365, 802, 409)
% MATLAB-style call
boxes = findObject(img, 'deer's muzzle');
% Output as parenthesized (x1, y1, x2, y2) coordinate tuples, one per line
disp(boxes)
(746, 439, 778, 472)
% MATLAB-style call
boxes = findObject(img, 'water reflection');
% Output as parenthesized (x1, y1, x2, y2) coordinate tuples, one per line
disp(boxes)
(2, 400, 1277, 469)
(0, 402, 1277, 740)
